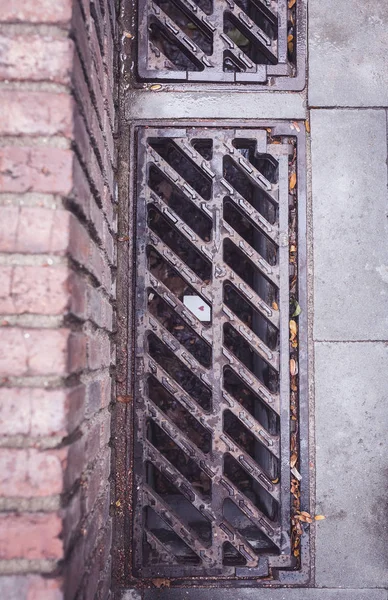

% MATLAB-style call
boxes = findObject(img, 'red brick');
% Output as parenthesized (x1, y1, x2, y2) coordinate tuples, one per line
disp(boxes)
(0, 35, 73, 84)
(0, 91, 73, 137)
(0, 387, 84, 438)
(0, 265, 69, 315)
(68, 272, 88, 320)
(68, 332, 87, 373)
(2, 0, 72, 24)
(0, 328, 69, 377)
(87, 330, 111, 370)
(0, 513, 63, 560)
(0, 448, 64, 497)
(0, 206, 71, 254)
(0, 575, 63, 600)
(0, 147, 73, 194)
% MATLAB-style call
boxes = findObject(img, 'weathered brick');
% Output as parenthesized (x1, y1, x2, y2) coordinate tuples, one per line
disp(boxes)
(0, 35, 74, 84)
(0, 513, 63, 560)
(0, 147, 73, 194)
(68, 332, 87, 373)
(0, 448, 64, 497)
(0, 206, 71, 254)
(87, 330, 111, 370)
(2, 0, 72, 24)
(0, 328, 69, 377)
(0, 91, 73, 137)
(0, 387, 84, 438)
(0, 575, 63, 600)
(0, 265, 69, 315)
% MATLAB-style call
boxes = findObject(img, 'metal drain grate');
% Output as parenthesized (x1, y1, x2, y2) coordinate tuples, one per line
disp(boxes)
(137, 0, 302, 85)
(132, 125, 302, 580)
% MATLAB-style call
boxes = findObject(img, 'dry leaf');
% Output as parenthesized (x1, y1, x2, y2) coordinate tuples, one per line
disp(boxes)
(272, 301, 279, 311)
(117, 395, 132, 404)
(305, 119, 310, 133)
(290, 358, 298, 376)
(123, 31, 133, 39)
(287, 34, 294, 42)
(289, 319, 297, 340)
(291, 466, 302, 481)
(300, 511, 311, 518)
(272, 477, 279, 484)
(292, 121, 301, 133)
(290, 453, 298, 468)
(150, 84, 162, 91)
(288, 41, 294, 54)
(288, 0, 296, 7)
(315, 515, 326, 521)
(290, 244, 297, 252)
(152, 579, 171, 589)
(290, 172, 297, 190)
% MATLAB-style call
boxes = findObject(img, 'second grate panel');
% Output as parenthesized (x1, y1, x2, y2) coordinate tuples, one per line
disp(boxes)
(137, 0, 305, 86)
(132, 125, 303, 580)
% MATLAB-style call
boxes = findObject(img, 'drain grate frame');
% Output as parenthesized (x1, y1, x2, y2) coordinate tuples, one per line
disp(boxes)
(123, 0, 306, 90)
(126, 120, 309, 586)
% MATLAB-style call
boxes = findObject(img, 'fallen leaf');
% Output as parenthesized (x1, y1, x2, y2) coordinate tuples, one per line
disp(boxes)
(117, 395, 132, 404)
(290, 172, 297, 190)
(115, 499, 121, 507)
(288, 0, 296, 7)
(300, 511, 311, 518)
(123, 31, 133, 39)
(290, 244, 297, 252)
(291, 466, 302, 481)
(315, 515, 326, 521)
(272, 301, 279, 311)
(152, 579, 171, 589)
(289, 319, 297, 340)
(287, 34, 294, 42)
(305, 119, 310, 133)
(292, 121, 301, 133)
(290, 358, 298, 376)
(150, 84, 162, 91)
(288, 41, 294, 55)
(290, 453, 298, 468)
(272, 477, 279, 484)
(292, 301, 302, 317)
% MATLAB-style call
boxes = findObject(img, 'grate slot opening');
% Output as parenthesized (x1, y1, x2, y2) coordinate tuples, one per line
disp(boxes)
(147, 420, 212, 498)
(223, 367, 279, 436)
(232, 141, 279, 184)
(223, 453, 278, 522)
(222, 541, 247, 566)
(146, 462, 212, 543)
(191, 138, 213, 160)
(233, 0, 278, 40)
(148, 376, 212, 452)
(148, 333, 212, 411)
(148, 291, 212, 366)
(223, 323, 279, 391)
(223, 283, 279, 350)
(144, 506, 201, 564)
(148, 206, 212, 282)
(191, 0, 213, 15)
(223, 199, 278, 264)
(223, 239, 278, 306)
(223, 410, 279, 481)
(153, 0, 213, 56)
(149, 139, 212, 200)
(222, 499, 278, 554)
(223, 12, 276, 66)
(148, 164, 213, 241)
(223, 155, 277, 224)
(149, 18, 204, 72)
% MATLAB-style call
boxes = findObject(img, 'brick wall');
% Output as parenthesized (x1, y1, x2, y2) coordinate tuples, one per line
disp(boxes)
(0, 0, 117, 598)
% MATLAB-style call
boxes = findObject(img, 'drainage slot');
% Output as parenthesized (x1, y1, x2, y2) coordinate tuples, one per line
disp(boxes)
(223, 367, 279, 436)
(146, 462, 212, 543)
(223, 499, 277, 554)
(148, 165, 213, 241)
(223, 410, 279, 481)
(148, 333, 212, 411)
(223, 12, 276, 67)
(144, 506, 201, 564)
(149, 18, 204, 72)
(233, 0, 278, 40)
(148, 291, 212, 366)
(149, 139, 212, 200)
(224, 453, 278, 522)
(148, 206, 212, 281)
(148, 376, 212, 451)
(147, 420, 212, 498)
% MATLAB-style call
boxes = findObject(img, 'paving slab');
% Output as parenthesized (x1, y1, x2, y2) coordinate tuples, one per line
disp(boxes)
(309, 1, 388, 106)
(125, 91, 307, 120)
(311, 109, 388, 341)
(140, 588, 388, 600)
(315, 341, 388, 588)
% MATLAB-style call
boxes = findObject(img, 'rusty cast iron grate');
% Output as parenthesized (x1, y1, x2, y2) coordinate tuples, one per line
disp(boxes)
(131, 125, 303, 581)
(136, 0, 302, 85)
